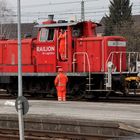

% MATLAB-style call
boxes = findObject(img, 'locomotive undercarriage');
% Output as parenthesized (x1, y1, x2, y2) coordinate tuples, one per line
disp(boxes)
(0, 72, 139, 100)
(86, 72, 140, 99)
(0, 75, 87, 99)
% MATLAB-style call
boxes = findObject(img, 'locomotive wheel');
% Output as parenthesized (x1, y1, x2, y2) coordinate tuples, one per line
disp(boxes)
(84, 91, 99, 101)
(74, 89, 86, 100)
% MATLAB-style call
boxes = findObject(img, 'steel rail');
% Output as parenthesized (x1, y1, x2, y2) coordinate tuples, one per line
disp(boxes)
(1, 93, 140, 104)
(0, 128, 135, 140)
(1, 88, 140, 104)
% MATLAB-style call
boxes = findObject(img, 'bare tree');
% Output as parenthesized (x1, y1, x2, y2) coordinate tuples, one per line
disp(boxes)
(0, 0, 14, 22)
(0, 0, 14, 37)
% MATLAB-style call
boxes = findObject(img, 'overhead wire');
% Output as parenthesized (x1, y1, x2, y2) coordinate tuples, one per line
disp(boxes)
(8, 0, 98, 9)
(5, 3, 139, 16)
(13, 4, 140, 14)
(4, 0, 140, 23)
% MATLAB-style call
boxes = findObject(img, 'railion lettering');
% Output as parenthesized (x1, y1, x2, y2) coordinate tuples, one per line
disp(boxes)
(36, 46, 55, 52)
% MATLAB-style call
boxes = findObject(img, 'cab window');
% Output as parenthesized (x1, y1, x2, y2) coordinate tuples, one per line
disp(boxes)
(39, 28, 54, 42)
(48, 28, 54, 40)
(72, 26, 82, 37)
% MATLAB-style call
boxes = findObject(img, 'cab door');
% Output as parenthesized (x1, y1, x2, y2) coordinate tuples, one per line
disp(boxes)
(56, 27, 73, 72)
(35, 28, 56, 72)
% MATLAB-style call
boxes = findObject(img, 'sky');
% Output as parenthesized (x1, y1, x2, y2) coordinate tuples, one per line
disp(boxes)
(5, 0, 140, 23)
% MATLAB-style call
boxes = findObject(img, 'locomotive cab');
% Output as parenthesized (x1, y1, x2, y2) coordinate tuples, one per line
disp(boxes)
(35, 19, 98, 72)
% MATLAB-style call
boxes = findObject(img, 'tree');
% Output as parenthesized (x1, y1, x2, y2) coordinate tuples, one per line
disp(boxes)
(0, 0, 14, 23)
(104, 0, 133, 35)
(0, 0, 14, 36)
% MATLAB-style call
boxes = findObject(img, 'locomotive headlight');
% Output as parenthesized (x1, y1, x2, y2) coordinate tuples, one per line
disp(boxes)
(108, 61, 113, 68)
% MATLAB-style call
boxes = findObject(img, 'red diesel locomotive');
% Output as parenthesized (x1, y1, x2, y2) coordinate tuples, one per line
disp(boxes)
(0, 15, 139, 98)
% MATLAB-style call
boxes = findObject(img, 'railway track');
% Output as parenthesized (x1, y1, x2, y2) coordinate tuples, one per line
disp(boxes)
(0, 128, 138, 140)
(1, 90, 140, 104)
(97, 96, 140, 104)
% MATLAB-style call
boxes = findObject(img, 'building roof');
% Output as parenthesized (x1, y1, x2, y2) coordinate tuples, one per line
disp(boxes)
(0, 23, 38, 39)
(132, 15, 140, 27)
(96, 15, 140, 34)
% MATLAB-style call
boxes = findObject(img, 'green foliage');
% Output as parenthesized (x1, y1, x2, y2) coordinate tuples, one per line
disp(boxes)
(104, 0, 133, 35)
(104, 0, 140, 51)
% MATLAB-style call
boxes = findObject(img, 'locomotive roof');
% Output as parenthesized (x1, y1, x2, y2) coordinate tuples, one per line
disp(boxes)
(35, 21, 79, 28)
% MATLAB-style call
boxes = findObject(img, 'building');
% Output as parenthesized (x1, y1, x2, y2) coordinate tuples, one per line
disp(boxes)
(0, 23, 38, 39)
(96, 15, 140, 35)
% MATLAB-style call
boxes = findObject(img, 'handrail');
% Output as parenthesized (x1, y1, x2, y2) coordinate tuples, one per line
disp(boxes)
(56, 30, 59, 60)
(120, 52, 122, 72)
(105, 51, 140, 73)
(72, 52, 91, 90)
(65, 31, 68, 59)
